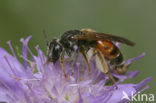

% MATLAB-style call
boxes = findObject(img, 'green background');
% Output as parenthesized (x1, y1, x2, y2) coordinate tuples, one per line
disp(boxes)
(0, 0, 155, 99)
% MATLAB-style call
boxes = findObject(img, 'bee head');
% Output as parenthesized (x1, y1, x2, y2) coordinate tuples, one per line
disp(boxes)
(46, 39, 63, 63)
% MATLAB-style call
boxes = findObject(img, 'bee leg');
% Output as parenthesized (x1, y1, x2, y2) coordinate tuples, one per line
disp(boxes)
(79, 47, 91, 73)
(97, 51, 117, 89)
(92, 49, 98, 56)
(60, 52, 67, 78)
(115, 64, 127, 74)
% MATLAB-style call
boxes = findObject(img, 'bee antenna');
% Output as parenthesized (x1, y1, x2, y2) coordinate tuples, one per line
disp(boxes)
(42, 29, 49, 45)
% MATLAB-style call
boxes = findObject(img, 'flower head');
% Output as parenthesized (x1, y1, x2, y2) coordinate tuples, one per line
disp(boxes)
(0, 36, 152, 103)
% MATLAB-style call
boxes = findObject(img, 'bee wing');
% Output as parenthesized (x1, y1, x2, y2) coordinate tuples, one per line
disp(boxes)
(72, 31, 135, 46)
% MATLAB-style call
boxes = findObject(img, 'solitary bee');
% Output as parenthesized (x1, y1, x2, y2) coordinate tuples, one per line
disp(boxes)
(44, 29, 135, 84)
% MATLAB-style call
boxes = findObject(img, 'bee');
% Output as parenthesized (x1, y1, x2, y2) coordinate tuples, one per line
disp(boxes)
(44, 29, 135, 84)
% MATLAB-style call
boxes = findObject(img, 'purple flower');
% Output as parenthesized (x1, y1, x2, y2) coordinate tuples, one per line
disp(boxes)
(0, 36, 152, 103)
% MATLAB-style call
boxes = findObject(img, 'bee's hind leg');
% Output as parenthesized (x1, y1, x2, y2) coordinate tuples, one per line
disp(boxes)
(97, 51, 118, 89)
(114, 63, 127, 75)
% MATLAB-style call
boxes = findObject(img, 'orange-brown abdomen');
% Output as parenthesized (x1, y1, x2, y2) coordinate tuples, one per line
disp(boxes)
(94, 40, 123, 66)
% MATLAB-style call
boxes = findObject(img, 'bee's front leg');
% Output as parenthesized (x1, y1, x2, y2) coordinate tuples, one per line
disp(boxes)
(60, 51, 67, 78)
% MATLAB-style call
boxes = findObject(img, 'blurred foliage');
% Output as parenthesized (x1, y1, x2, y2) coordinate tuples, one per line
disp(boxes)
(0, 0, 155, 95)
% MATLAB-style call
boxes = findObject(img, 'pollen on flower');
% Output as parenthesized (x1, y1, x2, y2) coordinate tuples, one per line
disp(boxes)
(0, 36, 152, 103)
